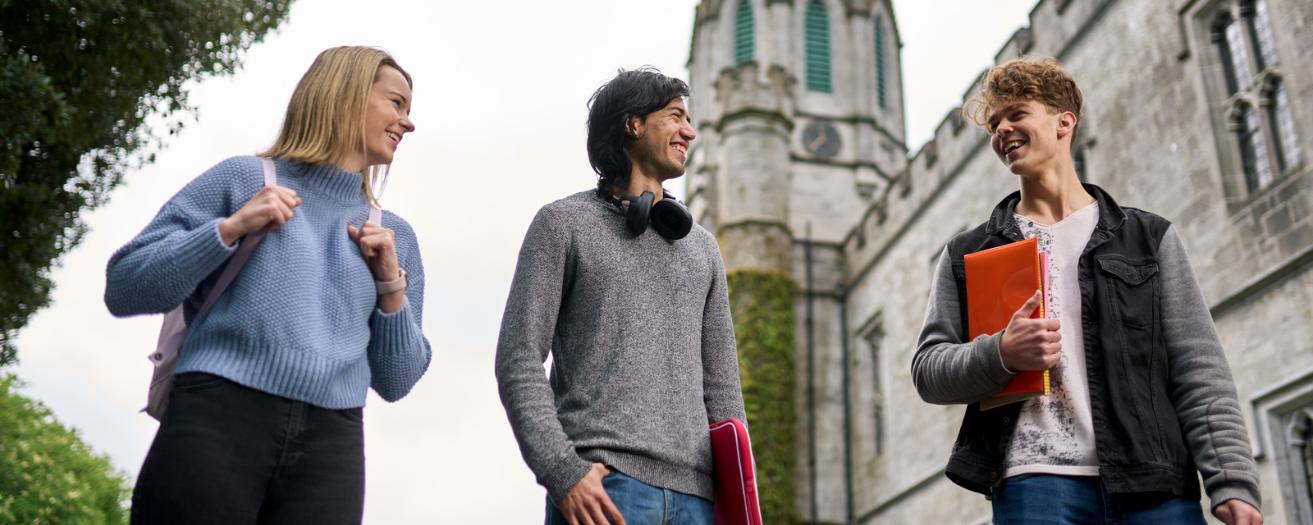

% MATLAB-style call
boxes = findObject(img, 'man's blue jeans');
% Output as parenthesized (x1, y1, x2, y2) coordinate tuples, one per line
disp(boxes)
(546, 470, 713, 525)
(992, 474, 1207, 524)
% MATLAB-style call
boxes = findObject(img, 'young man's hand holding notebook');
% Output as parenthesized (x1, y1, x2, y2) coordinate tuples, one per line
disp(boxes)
(963, 236, 1052, 410)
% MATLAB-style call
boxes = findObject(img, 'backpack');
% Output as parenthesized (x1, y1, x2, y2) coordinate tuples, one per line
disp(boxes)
(143, 157, 278, 420)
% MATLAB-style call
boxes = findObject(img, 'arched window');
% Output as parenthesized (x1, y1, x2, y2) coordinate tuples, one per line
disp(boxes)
(1288, 409, 1313, 517)
(1235, 103, 1273, 191)
(1202, 0, 1298, 198)
(1224, 13, 1254, 91)
(1243, 0, 1279, 70)
(1213, 10, 1255, 93)
(1266, 80, 1301, 171)
(1211, 13, 1241, 95)
(804, 0, 831, 93)
(1259, 382, 1313, 524)
(858, 318, 886, 457)
(874, 16, 887, 109)
(734, 0, 754, 65)
(1304, 420, 1313, 513)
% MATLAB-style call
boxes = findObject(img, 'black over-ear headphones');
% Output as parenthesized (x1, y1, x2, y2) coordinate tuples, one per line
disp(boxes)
(597, 188, 693, 240)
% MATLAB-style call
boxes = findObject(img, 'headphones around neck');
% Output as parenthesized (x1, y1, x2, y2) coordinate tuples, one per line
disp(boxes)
(597, 188, 693, 240)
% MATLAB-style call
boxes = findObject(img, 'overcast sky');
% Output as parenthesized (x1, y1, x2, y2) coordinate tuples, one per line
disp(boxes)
(13, 1, 1035, 521)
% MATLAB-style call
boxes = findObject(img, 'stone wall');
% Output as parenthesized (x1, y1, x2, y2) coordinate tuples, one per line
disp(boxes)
(690, 0, 1312, 522)
(840, 0, 1313, 523)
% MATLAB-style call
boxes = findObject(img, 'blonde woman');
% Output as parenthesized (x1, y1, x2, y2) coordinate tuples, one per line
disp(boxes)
(105, 46, 429, 524)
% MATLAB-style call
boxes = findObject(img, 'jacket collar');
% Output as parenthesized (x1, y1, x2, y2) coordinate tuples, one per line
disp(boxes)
(985, 183, 1127, 238)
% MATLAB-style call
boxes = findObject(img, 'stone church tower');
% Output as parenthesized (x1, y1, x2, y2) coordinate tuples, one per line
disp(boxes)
(687, 0, 1313, 524)
(686, 0, 905, 255)
(685, 0, 906, 522)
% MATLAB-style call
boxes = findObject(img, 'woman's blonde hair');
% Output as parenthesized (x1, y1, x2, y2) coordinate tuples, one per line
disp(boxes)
(262, 46, 412, 206)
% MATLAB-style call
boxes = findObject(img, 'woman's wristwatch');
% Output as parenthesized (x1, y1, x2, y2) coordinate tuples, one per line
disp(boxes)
(375, 268, 408, 295)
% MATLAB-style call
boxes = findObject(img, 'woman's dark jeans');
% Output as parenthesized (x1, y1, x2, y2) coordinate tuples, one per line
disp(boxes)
(131, 373, 365, 525)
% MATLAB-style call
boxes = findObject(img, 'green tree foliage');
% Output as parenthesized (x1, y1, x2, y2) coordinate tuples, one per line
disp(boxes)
(0, 373, 130, 524)
(727, 270, 799, 524)
(0, 0, 293, 365)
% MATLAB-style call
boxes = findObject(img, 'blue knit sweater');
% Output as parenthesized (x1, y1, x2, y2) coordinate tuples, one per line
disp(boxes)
(106, 156, 431, 408)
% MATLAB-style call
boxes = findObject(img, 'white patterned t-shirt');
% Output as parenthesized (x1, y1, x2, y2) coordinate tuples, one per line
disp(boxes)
(1004, 202, 1100, 478)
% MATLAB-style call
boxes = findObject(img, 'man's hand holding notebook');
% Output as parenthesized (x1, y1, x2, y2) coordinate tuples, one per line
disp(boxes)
(999, 290, 1062, 372)
(963, 237, 1054, 410)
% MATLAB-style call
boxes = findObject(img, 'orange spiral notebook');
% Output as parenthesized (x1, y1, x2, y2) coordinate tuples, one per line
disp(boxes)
(963, 236, 1051, 410)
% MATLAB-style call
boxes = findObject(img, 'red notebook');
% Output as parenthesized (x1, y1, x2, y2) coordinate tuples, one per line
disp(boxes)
(963, 237, 1051, 410)
(709, 418, 763, 525)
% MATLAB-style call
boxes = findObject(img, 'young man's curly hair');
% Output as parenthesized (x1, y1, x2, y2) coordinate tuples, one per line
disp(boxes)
(963, 56, 1084, 144)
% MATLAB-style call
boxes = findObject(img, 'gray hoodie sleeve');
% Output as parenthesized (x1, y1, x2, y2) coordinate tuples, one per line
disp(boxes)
(911, 247, 1016, 405)
(494, 206, 592, 503)
(1157, 226, 1261, 512)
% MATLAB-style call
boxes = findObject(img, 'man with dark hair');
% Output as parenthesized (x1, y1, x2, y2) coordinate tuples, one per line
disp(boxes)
(496, 67, 746, 525)
(912, 57, 1263, 524)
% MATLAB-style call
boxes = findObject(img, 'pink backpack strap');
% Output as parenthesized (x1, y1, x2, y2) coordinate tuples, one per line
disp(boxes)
(193, 157, 277, 318)
(367, 205, 383, 226)
(263, 158, 277, 186)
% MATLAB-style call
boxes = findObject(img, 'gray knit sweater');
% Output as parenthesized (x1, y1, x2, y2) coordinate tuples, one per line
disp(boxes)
(495, 190, 746, 503)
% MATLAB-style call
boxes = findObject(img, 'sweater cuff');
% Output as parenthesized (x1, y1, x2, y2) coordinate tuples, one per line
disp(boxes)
(976, 331, 1017, 384)
(371, 297, 419, 349)
(174, 217, 240, 277)
(543, 453, 594, 504)
(1208, 484, 1261, 515)
(213, 219, 237, 249)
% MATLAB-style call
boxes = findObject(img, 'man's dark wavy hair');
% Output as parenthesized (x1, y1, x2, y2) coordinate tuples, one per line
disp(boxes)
(586, 67, 689, 191)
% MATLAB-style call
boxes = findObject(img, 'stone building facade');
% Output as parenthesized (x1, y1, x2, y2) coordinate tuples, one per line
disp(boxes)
(684, 0, 1313, 523)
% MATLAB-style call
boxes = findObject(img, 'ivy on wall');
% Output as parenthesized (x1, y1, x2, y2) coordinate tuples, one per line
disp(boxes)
(727, 270, 799, 524)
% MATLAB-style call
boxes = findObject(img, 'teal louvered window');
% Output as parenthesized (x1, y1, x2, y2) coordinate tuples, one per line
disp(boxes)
(804, 0, 831, 93)
(734, 0, 754, 65)
(875, 16, 886, 108)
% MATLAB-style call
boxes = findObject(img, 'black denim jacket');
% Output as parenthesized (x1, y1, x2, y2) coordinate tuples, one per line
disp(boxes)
(912, 184, 1260, 511)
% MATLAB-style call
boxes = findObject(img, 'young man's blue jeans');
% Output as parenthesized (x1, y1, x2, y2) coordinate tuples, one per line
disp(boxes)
(546, 470, 713, 525)
(992, 474, 1207, 524)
